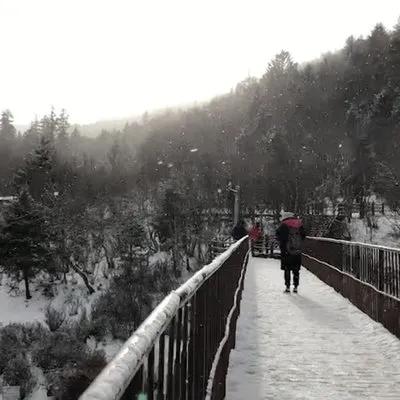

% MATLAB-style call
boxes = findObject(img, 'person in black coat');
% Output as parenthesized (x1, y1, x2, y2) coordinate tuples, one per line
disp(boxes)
(276, 212, 306, 292)
(232, 220, 247, 240)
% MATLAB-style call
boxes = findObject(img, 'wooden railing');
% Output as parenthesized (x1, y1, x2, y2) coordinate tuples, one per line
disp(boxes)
(80, 237, 249, 400)
(303, 237, 400, 338)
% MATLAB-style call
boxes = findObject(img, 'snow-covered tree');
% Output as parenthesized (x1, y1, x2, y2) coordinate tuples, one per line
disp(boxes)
(0, 189, 52, 299)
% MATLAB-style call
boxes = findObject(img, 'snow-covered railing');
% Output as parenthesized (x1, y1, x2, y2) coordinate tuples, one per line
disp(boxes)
(80, 237, 249, 400)
(307, 236, 400, 253)
(303, 236, 400, 338)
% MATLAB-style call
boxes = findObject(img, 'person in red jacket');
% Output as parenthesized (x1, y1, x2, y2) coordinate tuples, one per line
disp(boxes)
(249, 222, 263, 256)
(276, 212, 306, 293)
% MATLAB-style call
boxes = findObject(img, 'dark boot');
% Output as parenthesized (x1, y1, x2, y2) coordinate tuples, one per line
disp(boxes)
(284, 267, 291, 289)
(293, 267, 300, 288)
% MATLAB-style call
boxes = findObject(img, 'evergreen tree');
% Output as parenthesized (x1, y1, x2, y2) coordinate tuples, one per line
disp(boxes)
(0, 110, 17, 191)
(15, 137, 56, 203)
(0, 110, 17, 142)
(56, 109, 70, 157)
(41, 108, 57, 143)
(22, 118, 41, 151)
(0, 189, 52, 299)
(116, 218, 145, 262)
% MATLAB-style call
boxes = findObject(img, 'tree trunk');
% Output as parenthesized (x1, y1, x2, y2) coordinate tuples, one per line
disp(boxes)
(186, 256, 192, 272)
(102, 244, 115, 271)
(69, 261, 95, 294)
(23, 267, 32, 300)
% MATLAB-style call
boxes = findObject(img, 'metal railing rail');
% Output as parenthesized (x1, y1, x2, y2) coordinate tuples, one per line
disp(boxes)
(250, 235, 281, 258)
(80, 237, 249, 400)
(303, 236, 400, 338)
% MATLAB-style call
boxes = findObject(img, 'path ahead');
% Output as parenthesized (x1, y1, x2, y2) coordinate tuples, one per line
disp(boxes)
(226, 257, 400, 399)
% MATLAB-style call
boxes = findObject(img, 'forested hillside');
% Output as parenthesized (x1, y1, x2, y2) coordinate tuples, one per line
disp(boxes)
(2, 23, 400, 213)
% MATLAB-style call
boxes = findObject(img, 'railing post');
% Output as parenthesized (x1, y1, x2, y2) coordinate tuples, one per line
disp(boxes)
(360, 201, 365, 219)
(378, 249, 384, 292)
(355, 246, 360, 279)
(233, 185, 240, 226)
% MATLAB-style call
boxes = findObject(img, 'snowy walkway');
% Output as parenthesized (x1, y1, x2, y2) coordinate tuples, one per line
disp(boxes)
(226, 257, 400, 399)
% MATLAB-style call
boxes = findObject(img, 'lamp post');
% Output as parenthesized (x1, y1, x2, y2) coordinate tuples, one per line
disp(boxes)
(227, 184, 240, 226)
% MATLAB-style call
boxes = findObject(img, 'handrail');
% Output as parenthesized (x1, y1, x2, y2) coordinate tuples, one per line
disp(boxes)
(80, 236, 249, 400)
(81, 294, 180, 400)
(307, 236, 400, 253)
(303, 236, 400, 338)
(303, 253, 400, 303)
(175, 236, 248, 305)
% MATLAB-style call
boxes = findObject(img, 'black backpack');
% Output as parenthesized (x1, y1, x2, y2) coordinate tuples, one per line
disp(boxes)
(286, 226, 303, 255)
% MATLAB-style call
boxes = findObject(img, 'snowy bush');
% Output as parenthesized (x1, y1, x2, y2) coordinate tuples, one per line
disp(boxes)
(21, 322, 50, 350)
(32, 330, 87, 371)
(58, 373, 92, 400)
(0, 323, 52, 375)
(38, 280, 56, 298)
(49, 350, 107, 399)
(151, 260, 179, 295)
(0, 323, 27, 373)
(68, 296, 81, 316)
(91, 263, 152, 340)
(3, 354, 33, 398)
(45, 304, 66, 332)
(67, 309, 93, 342)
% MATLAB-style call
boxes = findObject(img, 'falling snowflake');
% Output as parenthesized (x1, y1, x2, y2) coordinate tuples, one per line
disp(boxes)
(190, 148, 198, 153)
(157, 160, 163, 165)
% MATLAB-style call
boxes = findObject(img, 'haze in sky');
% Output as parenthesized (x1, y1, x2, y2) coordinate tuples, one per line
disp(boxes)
(1, 0, 399, 125)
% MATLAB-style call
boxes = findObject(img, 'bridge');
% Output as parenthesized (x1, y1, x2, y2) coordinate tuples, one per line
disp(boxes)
(80, 237, 400, 400)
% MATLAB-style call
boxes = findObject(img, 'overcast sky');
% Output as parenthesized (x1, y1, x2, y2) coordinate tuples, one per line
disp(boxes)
(1, 0, 399, 125)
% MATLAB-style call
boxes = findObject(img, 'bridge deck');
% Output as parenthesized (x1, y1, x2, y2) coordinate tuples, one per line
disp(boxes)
(226, 257, 400, 399)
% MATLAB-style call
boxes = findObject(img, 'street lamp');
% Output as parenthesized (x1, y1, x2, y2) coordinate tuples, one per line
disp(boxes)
(227, 183, 240, 226)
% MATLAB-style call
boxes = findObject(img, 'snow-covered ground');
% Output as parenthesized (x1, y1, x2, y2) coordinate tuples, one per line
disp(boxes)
(0, 270, 103, 328)
(0, 281, 47, 326)
(349, 212, 400, 248)
(226, 257, 400, 400)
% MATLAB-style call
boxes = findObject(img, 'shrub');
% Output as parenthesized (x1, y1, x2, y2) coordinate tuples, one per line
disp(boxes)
(45, 304, 66, 332)
(60, 373, 92, 400)
(77, 349, 107, 379)
(50, 350, 107, 400)
(151, 260, 178, 295)
(91, 263, 153, 340)
(0, 323, 26, 373)
(32, 330, 87, 371)
(3, 354, 33, 398)
(74, 309, 93, 342)
(22, 322, 50, 347)
(68, 297, 81, 316)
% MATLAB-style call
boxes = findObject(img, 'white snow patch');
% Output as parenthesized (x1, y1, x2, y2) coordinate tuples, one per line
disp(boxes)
(0, 269, 105, 327)
(96, 337, 125, 362)
(349, 213, 400, 248)
(0, 278, 47, 326)
(148, 251, 170, 267)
